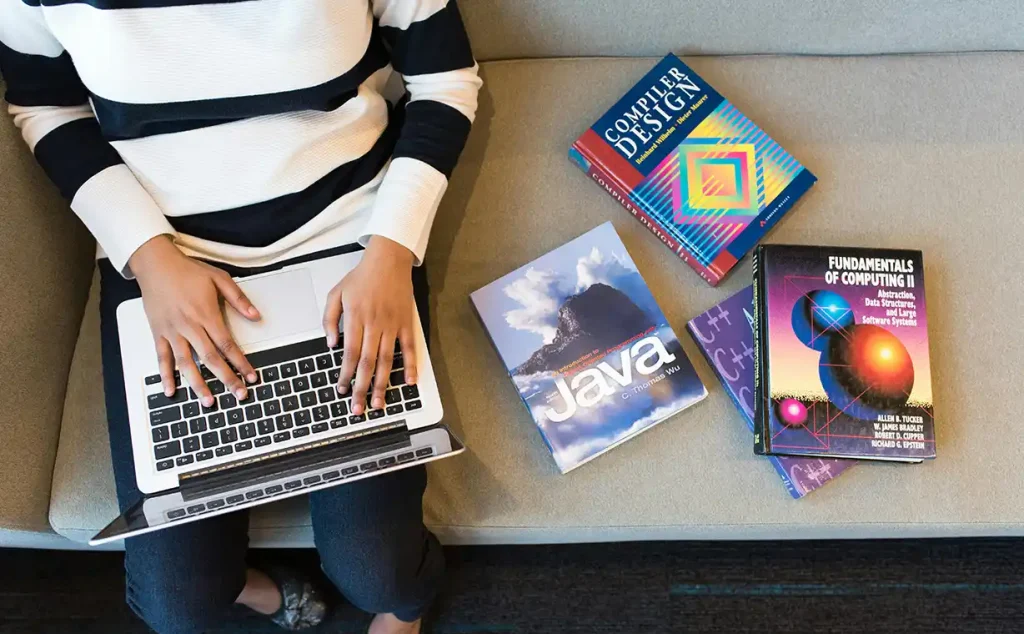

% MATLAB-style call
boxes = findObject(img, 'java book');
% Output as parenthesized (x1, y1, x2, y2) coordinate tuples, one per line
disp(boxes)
(753, 245, 935, 461)
(687, 287, 855, 498)
(570, 53, 816, 286)
(470, 222, 707, 474)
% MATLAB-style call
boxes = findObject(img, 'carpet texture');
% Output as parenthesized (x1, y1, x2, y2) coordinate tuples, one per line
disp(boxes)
(1, 539, 1022, 633)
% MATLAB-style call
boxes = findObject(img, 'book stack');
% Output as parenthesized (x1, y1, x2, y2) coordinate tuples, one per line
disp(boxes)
(470, 54, 935, 494)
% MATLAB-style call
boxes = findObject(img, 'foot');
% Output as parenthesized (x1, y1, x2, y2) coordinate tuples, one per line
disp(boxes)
(369, 613, 422, 634)
(238, 566, 327, 630)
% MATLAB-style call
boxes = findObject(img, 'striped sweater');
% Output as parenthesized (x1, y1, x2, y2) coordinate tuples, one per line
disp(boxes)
(0, 0, 481, 275)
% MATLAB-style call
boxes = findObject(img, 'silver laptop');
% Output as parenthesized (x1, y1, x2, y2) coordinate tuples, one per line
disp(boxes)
(91, 250, 463, 545)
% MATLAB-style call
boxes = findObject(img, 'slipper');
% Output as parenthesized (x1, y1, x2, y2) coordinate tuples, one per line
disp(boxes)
(262, 565, 329, 630)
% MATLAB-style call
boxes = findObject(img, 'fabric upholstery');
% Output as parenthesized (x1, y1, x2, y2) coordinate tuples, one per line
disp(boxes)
(0, 79, 94, 536)
(461, 0, 1024, 60)
(47, 53, 1024, 545)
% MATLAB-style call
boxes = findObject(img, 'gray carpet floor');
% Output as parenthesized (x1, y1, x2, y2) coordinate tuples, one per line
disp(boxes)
(2, 539, 1023, 633)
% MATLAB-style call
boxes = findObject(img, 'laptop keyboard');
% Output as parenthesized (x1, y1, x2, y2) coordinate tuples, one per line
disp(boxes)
(145, 337, 423, 472)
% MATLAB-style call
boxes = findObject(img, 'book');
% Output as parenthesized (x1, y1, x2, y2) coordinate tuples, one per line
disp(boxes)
(570, 53, 816, 286)
(687, 287, 855, 498)
(752, 244, 935, 461)
(470, 222, 708, 474)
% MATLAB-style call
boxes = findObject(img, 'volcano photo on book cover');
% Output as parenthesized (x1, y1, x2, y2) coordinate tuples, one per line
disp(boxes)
(471, 222, 707, 473)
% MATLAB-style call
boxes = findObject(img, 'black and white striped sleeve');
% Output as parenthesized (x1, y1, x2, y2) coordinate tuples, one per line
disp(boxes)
(363, 0, 482, 263)
(0, 1, 176, 276)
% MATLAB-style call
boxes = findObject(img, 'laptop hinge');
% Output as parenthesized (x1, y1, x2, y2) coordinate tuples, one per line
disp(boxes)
(177, 421, 410, 498)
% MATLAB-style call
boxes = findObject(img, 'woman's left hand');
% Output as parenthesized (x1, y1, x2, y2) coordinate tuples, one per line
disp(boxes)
(323, 236, 418, 416)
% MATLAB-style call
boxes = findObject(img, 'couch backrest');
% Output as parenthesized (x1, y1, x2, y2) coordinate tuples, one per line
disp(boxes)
(462, 0, 1024, 60)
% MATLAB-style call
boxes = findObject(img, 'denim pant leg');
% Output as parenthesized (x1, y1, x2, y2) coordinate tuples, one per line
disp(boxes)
(310, 465, 444, 622)
(101, 262, 251, 634)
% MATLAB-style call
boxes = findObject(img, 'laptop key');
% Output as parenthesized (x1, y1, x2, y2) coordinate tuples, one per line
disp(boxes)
(244, 404, 262, 420)
(227, 409, 244, 425)
(341, 466, 359, 476)
(182, 402, 200, 418)
(415, 447, 434, 458)
(273, 432, 291, 443)
(187, 504, 205, 514)
(171, 421, 189, 438)
(264, 399, 281, 416)
(293, 427, 310, 439)
(149, 406, 182, 427)
(274, 381, 292, 397)
(245, 490, 263, 500)
(201, 399, 219, 414)
(397, 452, 414, 462)
(226, 494, 244, 504)
(255, 437, 272, 448)
(333, 350, 343, 365)
(167, 508, 187, 519)
(311, 372, 328, 388)
(276, 415, 294, 430)
(294, 411, 311, 426)
(330, 418, 347, 429)
(280, 362, 298, 378)
(154, 441, 181, 459)
(303, 475, 322, 485)
(209, 413, 227, 429)
(257, 419, 275, 435)
(176, 455, 194, 467)
(317, 387, 336, 403)
(312, 406, 330, 422)
(322, 470, 341, 480)
(293, 376, 310, 392)
(145, 374, 161, 385)
(386, 404, 404, 416)
(219, 394, 237, 409)
(234, 441, 253, 452)
(282, 396, 299, 412)
(349, 413, 366, 424)
(385, 389, 401, 405)
(300, 392, 317, 408)
(392, 355, 404, 371)
(360, 462, 377, 472)
(255, 385, 274, 401)
(208, 380, 225, 395)
(401, 385, 420, 400)
(220, 427, 238, 444)
(188, 417, 207, 434)
(183, 437, 201, 453)
(315, 355, 332, 370)
(200, 366, 215, 381)
(389, 371, 404, 387)
(206, 499, 226, 510)
(406, 400, 422, 411)
(152, 426, 170, 443)
(284, 480, 303, 490)
(156, 459, 174, 471)
(262, 366, 280, 382)
(298, 358, 316, 374)
(378, 456, 397, 467)
(265, 485, 283, 495)
(215, 446, 233, 457)
(196, 450, 214, 462)
(239, 423, 257, 439)
(312, 423, 329, 434)
(367, 409, 384, 420)
(238, 390, 256, 405)
(147, 388, 187, 410)
(329, 368, 341, 383)
(201, 432, 219, 448)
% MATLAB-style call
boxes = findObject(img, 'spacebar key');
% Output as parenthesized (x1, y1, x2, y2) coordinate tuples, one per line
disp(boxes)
(247, 338, 330, 370)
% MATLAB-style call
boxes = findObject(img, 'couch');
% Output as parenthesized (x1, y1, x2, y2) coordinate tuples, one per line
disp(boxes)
(3, 0, 1023, 549)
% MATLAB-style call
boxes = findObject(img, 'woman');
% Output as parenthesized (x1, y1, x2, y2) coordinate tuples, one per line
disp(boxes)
(0, 0, 481, 632)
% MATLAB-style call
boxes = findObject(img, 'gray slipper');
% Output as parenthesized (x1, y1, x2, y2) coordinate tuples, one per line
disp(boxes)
(263, 565, 329, 630)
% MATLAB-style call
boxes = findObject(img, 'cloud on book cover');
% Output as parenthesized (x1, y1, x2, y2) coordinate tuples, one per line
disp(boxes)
(503, 246, 653, 344)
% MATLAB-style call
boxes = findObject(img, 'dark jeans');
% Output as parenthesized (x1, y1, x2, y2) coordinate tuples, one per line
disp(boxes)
(99, 244, 443, 634)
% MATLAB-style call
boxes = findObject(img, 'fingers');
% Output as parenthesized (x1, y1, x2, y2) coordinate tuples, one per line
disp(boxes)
(212, 270, 260, 321)
(169, 335, 212, 407)
(337, 312, 362, 397)
(371, 332, 396, 410)
(322, 285, 343, 349)
(399, 327, 417, 386)
(207, 314, 257, 387)
(190, 328, 248, 400)
(350, 326, 382, 416)
(155, 337, 177, 397)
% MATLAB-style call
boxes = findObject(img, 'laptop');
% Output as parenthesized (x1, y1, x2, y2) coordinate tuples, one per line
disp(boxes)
(90, 249, 464, 545)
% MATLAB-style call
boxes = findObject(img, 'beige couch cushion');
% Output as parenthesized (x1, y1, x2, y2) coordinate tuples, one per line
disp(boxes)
(0, 82, 94, 537)
(49, 53, 1024, 545)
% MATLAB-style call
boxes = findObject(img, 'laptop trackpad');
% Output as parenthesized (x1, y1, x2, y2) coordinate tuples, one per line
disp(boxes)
(225, 269, 321, 347)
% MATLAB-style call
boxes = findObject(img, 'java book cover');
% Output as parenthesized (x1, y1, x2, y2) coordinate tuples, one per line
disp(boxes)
(753, 245, 935, 461)
(470, 222, 707, 474)
(570, 54, 816, 286)
(688, 287, 855, 498)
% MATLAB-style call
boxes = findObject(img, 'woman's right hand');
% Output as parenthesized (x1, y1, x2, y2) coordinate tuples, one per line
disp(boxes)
(128, 235, 261, 406)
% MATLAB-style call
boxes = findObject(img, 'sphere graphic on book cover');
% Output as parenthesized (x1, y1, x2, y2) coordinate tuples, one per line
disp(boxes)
(775, 398, 809, 427)
(819, 324, 914, 420)
(791, 289, 854, 351)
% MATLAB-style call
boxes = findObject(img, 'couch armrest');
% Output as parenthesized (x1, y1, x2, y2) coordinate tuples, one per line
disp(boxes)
(0, 89, 95, 534)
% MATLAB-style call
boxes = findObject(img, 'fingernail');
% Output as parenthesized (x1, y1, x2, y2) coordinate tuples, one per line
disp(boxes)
(204, 397, 214, 407)
(235, 388, 246, 399)
(372, 398, 383, 409)
(247, 373, 257, 384)
(353, 404, 363, 415)
(337, 385, 348, 395)
(407, 375, 417, 385)
(248, 306, 260, 318)
(165, 387, 174, 397)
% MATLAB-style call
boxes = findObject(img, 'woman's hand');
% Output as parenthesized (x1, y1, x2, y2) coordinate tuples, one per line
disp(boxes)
(322, 236, 418, 416)
(129, 235, 261, 406)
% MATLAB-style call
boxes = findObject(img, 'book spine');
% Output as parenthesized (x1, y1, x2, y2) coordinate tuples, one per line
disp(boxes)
(571, 141, 721, 286)
(751, 246, 768, 455)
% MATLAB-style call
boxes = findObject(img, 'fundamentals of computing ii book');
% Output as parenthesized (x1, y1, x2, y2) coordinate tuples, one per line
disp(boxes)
(688, 286, 855, 498)
(570, 54, 816, 286)
(753, 244, 935, 462)
(470, 222, 707, 474)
